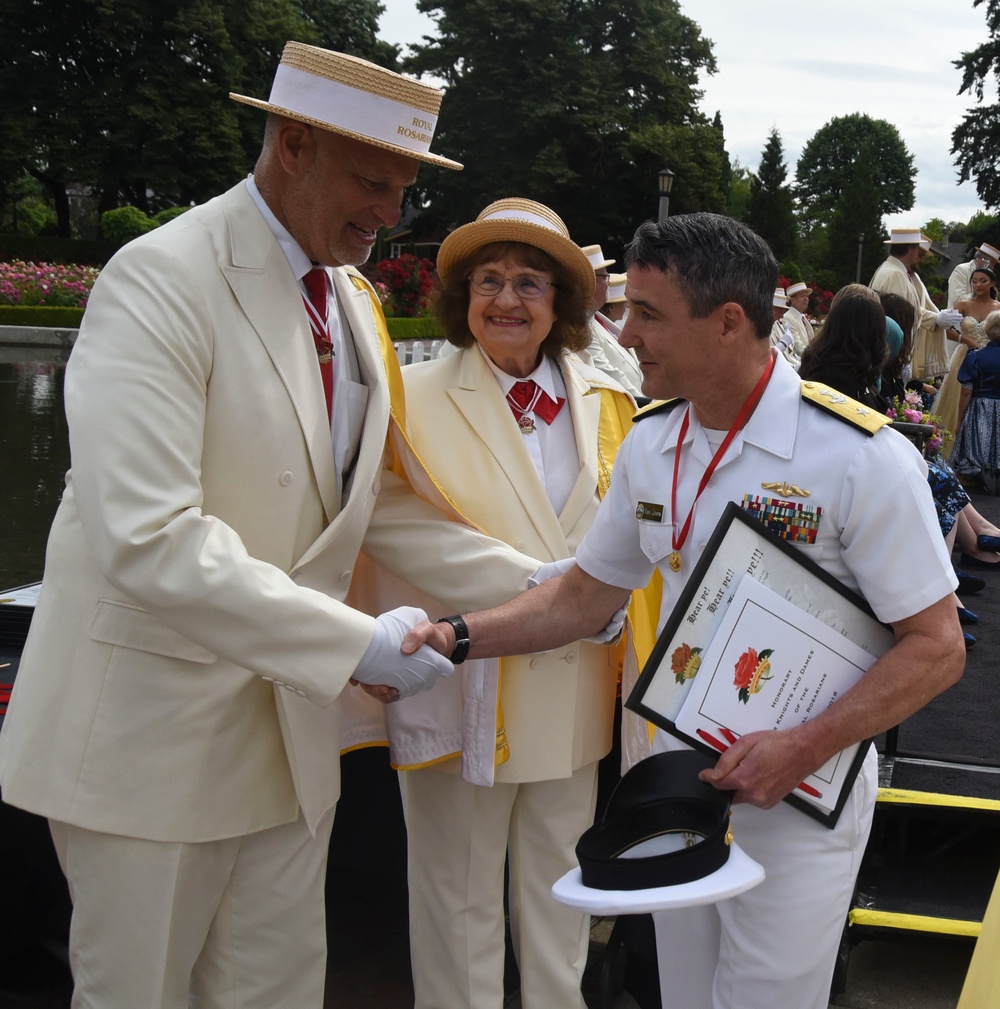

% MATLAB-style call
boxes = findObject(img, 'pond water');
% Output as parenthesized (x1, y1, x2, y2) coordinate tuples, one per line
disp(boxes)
(0, 348, 71, 590)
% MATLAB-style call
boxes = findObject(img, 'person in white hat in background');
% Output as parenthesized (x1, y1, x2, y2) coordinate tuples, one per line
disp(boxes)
(784, 280, 815, 351)
(603, 271, 629, 324)
(768, 286, 800, 368)
(869, 227, 963, 382)
(948, 241, 1000, 308)
(580, 243, 644, 395)
(0, 42, 547, 1009)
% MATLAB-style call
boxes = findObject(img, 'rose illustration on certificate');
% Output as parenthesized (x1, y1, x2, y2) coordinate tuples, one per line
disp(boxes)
(673, 574, 877, 816)
(732, 646, 773, 704)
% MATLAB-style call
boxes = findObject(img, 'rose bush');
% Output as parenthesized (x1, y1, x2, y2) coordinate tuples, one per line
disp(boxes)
(0, 260, 99, 308)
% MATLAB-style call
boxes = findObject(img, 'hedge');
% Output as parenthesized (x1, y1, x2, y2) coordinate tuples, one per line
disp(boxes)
(0, 305, 85, 328)
(0, 305, 441, 339)
(0, 234, 116, 267)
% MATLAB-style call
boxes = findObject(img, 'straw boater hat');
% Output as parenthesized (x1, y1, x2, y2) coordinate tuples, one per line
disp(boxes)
(606, 273, 627, 304)
(786, 281, 810, 298)
(978, 243, 1000, 261)
(580, 244, 616, 271)
(773, 287, 788, 308)
(436, 198, 596, 300)
(229, 41, 462, 170)
(883, 228, 923, 245)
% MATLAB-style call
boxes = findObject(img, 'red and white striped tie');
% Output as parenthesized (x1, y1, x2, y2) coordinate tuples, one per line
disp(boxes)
(302, 268, 333, 420)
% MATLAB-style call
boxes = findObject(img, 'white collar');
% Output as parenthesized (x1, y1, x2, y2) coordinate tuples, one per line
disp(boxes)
(244, 176, 315, 283)
(479, 346, 565, 401)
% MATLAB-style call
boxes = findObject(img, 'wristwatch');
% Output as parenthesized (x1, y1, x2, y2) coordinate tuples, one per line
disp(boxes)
(435, 615, 470, 664)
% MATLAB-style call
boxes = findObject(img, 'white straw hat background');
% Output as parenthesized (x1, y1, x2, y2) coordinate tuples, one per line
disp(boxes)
(230, 41, 462, 170)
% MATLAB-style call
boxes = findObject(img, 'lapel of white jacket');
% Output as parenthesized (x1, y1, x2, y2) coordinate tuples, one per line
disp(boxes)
(448, 348, 568, 558)
(218, 184, 338, 521)
(558, 355, 601, 536)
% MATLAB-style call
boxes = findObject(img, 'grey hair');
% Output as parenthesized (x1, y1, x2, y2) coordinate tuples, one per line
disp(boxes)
(623, 214, 777, 339)
(985, 309, 1000, 343)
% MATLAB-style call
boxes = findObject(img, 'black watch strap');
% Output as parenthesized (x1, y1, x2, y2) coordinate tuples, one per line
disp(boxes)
(435, 615, 471, 664)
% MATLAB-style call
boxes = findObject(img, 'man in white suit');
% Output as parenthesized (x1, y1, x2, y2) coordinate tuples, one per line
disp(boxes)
(870, 227, 962, 380)
(948, 241, 1000, 308)
(580, 243, 644, 395)
(0, 43, 539, 1009)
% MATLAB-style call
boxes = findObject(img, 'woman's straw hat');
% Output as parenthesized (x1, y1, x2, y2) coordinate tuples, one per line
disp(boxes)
(230, 42, 462, 170)
(436, 198, 595, 299)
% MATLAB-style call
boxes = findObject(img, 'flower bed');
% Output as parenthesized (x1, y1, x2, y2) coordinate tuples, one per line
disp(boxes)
(0, 261, 99, 309)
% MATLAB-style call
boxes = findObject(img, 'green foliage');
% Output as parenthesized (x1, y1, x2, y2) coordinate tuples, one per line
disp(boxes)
(405, 0, 719, 251)
(727, 158, 753, 221)
(152, 207, 192, 227)
(825, 143, 886, 287)
(777, 260, 802, 283)
(744, 129, 796, 261)
(101, 207, 156, 247)
(0, 305, 85, 327)
(952, 0, 1000, 210)
(922, 217, 946, 242)
(0, 0, 391, 237)
(795, 113, 915, 228)
(385, 317, 444, 339)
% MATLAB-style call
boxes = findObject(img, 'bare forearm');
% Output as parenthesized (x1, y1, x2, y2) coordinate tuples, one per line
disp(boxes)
(416, 566, 630, 661)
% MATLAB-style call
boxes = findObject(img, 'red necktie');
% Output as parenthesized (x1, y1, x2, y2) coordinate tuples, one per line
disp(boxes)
(507, 379, 565, 425)
(302, 268, 333, 420)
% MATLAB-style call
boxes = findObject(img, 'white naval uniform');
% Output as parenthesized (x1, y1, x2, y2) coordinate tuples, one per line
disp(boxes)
(574, 353, 957, 1009)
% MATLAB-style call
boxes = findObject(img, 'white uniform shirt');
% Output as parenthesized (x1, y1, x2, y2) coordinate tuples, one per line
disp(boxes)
(576, 353, 956, 632)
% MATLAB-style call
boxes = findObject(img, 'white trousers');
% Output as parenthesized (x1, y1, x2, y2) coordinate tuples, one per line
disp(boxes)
(50, 811, 334, 1009)
(652, 748, 877, 1009)
(400, 763, 599, 1009)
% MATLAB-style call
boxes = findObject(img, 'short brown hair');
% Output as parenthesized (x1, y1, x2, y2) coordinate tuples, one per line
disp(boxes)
(434, 241, 591, 357)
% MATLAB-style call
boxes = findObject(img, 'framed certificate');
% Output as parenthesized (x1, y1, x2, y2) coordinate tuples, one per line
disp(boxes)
(625, 502, 895, 827)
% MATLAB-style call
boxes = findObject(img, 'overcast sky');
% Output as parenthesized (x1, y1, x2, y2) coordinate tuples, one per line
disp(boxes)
(377, 0, 994, 231)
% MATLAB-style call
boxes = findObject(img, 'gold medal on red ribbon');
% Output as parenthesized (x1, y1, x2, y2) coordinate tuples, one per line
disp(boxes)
(668, 550, 682, 572)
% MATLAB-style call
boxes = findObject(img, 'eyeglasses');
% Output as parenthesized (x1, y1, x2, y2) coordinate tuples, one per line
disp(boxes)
(468, 271, 556, 300)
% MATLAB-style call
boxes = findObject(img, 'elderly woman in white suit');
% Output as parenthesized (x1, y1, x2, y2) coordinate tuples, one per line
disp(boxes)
(392, 199, 645, 1009)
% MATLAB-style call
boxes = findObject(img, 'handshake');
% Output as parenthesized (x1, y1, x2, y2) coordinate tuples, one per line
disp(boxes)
(351, 559, 628, 704)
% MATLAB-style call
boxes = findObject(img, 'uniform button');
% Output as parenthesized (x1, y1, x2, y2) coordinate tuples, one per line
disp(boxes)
(515, 540, 527, 552)
(566, 652, 576, 663)
(707, 477, 716, 487)
(283, 683, 296, 692)
(529, 658, 539, 669)
(698, 543, 707, 552)
(261, 676, 275, 683)
(279, 471, 293, 486)
(295, 689, 306, 697)
(339, 569, 353, 582)
(372, 481, 381, 495)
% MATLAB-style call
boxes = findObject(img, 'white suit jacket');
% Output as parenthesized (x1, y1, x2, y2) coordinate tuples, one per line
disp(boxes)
(584, 315, 644, 396)
(870, 255, 947, 379)
(0, 181, 536, 842)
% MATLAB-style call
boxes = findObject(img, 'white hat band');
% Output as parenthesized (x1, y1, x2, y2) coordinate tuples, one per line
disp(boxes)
(481, 207, 563, 233)
(269, 63, 438, 155)
(586, 249, 606, 268)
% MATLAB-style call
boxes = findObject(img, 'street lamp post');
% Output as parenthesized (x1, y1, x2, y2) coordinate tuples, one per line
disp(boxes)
(657, 165, 675, 225)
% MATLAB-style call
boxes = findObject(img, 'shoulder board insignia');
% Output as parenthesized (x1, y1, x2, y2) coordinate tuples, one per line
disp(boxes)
(800, 381, 890, 436)
(634, 398, 684, 422)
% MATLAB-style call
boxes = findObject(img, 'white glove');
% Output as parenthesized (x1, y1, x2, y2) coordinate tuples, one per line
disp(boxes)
(935, 308, 962, 330)
(585, 603, 628, 644)
(528, 556, 576, 588)
(353, 606, 454, 699)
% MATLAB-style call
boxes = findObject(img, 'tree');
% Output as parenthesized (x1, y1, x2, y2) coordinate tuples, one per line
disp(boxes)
(953, 0, 1000, 209)
(727, 158, 753, 221)
(795, 113, 915, 229)
(0, 0, 391, 236)
(825, 143, 886, 288)
(404, 0, 720, 253)
(744, 129, 796, 261)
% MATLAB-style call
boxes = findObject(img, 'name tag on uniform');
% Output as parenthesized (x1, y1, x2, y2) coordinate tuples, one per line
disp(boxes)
(636, 501, 665, 523)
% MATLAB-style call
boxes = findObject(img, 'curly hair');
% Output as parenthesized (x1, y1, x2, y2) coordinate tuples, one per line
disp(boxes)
(433, 241, 591, 357)
(799, 286, 888, 395)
